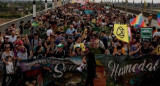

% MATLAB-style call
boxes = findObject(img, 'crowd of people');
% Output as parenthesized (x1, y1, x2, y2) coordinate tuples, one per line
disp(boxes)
(0, 2, 160, 86)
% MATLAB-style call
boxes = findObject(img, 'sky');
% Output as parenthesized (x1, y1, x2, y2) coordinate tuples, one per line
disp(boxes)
(1, 0, 159, 3)
(43, 0, 160, 3)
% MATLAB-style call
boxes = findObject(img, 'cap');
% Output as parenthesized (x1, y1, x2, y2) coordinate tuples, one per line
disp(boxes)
(5, 36, 9, 39)
(57, 43, 64, 48)
(18, 41, 23, 45)
(75, 44, 81, 48)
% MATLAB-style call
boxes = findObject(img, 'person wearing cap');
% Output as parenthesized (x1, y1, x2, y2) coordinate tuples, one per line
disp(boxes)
(54, 43, 68, 58)
(71, 44, 83, 57)
(1, 36, 13, 53)
(14, 36, 23, 46)
(70, 36, 86, 52)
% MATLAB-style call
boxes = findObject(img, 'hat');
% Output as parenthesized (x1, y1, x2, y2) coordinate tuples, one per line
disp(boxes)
(18, 41, 23, 45)
(75, 44, 81, 48)
(5, 36, 9, 39)
(57, 43, 64, 48)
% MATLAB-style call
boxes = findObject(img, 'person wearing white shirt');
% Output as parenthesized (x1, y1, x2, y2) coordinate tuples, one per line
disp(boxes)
(2, 56, 14, 85)
(9, 31, 17, 43)
(153, 29, 160, 38)
(46, 28, 53, 37)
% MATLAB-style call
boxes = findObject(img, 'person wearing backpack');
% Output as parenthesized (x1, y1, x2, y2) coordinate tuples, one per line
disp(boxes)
(31, 33, 41, 52)
(54, 44, 68, 58)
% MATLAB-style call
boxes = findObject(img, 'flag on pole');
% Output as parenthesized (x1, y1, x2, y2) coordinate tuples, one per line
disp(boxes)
(59, 0, 61, 6)
(157, 12, 160, 26)
(130, 13, 146, 28)
(128, 27, 132, 41)
(113, 24, 129, 43)
(32, 22, 38, 27)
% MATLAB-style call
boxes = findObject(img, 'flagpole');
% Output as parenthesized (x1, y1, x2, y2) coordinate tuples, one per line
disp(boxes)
(141, 0, 143, 12)
(125, 0, 128, 15)
(144, 0, 146, 12)
(151, 0, 153, 13)
(133, 0, 134, 8)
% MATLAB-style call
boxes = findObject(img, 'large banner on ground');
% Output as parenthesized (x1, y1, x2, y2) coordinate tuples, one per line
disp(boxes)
(19, 55, 160, 86)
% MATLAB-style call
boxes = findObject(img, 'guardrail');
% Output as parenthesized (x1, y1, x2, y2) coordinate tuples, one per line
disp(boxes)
(0, 10, 45, 33)
(108, 4, 158, 19)
(0, 4, 60, 33)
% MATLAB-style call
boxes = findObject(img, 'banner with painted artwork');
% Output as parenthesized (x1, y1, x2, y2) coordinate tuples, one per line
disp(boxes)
(19, 54, 160, 86)
(20, 57, 85, 86)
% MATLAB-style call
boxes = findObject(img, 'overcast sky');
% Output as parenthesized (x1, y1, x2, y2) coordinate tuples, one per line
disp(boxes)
(44, 0, 159, 3)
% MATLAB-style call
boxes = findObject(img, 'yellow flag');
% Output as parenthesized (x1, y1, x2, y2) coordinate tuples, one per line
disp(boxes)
(72, 1, 75, 3)
(113, 24, 129, 43)
(59, 0, 61, 6)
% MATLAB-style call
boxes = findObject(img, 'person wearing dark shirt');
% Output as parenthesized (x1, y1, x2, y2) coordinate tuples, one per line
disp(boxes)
(101, 31, 108, 49)
(107, 21, 114, 28)
(141, 40, 150, 55)
(129, 40, 141, 58)
(19, 21, 24, 35)
(1, 36, 13, 53)
(113, 46, 123, 56)
(54, 44, 68, 58)
(83, 52, 96, 86)
(33, 45, 44, 59)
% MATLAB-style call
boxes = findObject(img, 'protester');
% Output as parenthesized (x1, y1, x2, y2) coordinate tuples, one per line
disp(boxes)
(31, 33, 41, 51)
(46, 38, 56, 57)
(9, 31, 17, 43)
(54, 43, 68, 58)
(2, 56, 14, 85)
(1, 36, 13, 53)
(83, 52, 96, 86)
(19, 21, 24, 35)
(1, 2, 160, 85)
(129, 40, 141, 58)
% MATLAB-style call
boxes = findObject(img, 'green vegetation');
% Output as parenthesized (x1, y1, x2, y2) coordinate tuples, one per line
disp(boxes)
(0, 1, 52, 19)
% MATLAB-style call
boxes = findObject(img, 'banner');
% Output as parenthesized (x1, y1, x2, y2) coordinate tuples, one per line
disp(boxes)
(113, 24, 129, 43)
(105, 55, 160, 86)
(19, 55, 160, 86)
(84, 10, 94, 15)
(141, 28, 152, 41)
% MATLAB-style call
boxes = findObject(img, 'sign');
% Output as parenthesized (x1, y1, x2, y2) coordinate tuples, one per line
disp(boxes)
(18, 55, 160, 86)
(32, 22, 38, 28)
(141, 28, 152, 41)
(84, 10, 94, 15)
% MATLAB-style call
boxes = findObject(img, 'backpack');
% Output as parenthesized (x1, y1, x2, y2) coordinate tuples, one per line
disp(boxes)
(32, 38, 41, 46)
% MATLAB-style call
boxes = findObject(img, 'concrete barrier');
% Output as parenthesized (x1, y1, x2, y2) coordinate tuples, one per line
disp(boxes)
(114, 6, 157, 19)
(0, 10, 45, 33)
